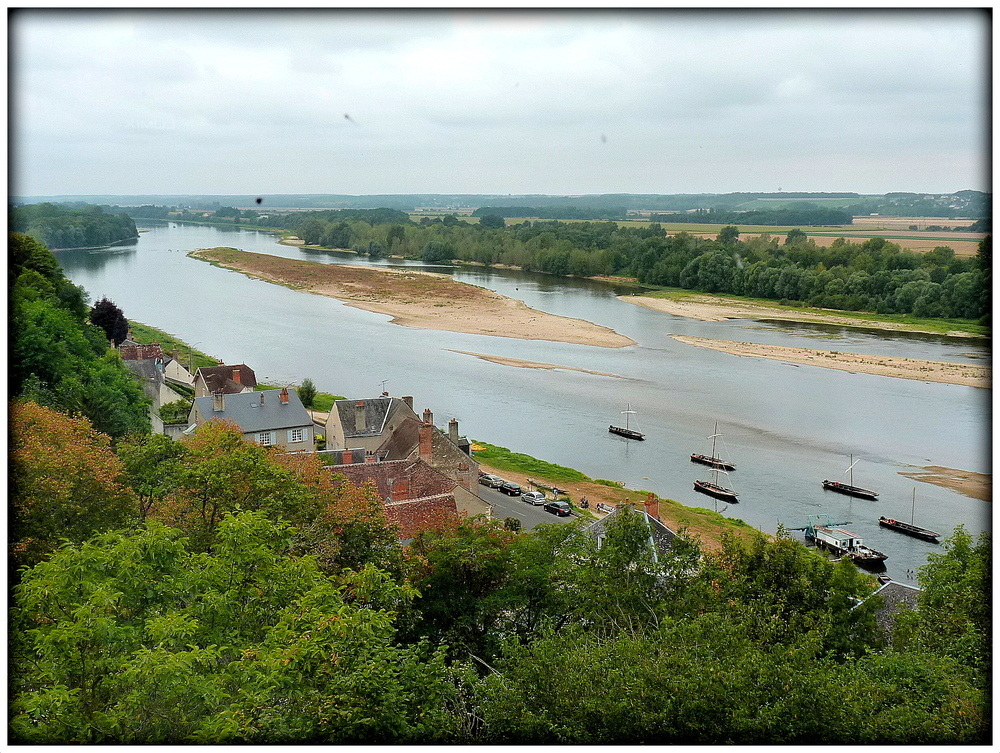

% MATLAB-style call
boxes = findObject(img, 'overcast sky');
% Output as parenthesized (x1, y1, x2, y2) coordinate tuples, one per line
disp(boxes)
(10, 9, 990, 197)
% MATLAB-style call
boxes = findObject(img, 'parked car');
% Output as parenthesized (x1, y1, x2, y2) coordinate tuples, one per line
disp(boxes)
(478, 474, 503, 488)
(521, 490, 546, 505)
(500, 481, 522, 496)
(543, 501, 572, 517)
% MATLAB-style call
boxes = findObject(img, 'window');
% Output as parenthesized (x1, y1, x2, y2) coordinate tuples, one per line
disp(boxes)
(257, 431, 273, 446)
(288, 427, 305, 443)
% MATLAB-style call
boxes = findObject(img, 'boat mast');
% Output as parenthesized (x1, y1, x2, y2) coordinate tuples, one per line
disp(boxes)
(911, 488, 916, 525)
(622, 403, 636, 432)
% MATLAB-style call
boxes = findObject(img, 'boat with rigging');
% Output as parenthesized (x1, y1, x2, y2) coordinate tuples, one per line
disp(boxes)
(879, 489, 941, 542)
(693, 423, 738, 502)
(609, 403, 645, 440)
(691, 421, 736, 471)
(822, 454, 878, 500)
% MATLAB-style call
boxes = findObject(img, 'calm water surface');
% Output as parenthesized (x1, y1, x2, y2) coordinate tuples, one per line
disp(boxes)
(55, 223, 991, 578)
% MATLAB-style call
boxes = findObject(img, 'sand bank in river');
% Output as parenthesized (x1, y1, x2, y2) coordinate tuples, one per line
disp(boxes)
(899, 466, 991, 502)
(670, 335, 989, 388)
(622, 293, 979, 339)
(448, 350, 623, 378)
(190, 247, 635, 348)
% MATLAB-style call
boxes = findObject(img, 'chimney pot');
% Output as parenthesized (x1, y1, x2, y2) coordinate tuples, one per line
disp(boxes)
(280, 387, 289, 404)
(422, 408, 433, 425)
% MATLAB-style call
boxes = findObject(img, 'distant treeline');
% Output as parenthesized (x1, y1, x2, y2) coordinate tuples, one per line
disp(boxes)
(650, 207, 854, 226)
(10, 203, 138, 250)
(18, 190, 990, 218)
(279, 213, 990, 322)
(473, 205, 629, 220)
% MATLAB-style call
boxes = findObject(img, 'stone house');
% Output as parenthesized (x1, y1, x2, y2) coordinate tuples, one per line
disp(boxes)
(187, 387, 314, 451)
(194, 363, 257, 397)
(585, 497, 678, 561)
(324, 395, 488, 517)
(329, 456, 461, 539)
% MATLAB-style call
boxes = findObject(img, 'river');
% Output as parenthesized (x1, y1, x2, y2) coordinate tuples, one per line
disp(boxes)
(54, 222, 991, 579)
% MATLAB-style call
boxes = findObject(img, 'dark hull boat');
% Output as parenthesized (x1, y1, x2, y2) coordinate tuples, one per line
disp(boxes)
(808, 525, 887, 570)
(609, 403, 644, 440)
(691, 453, 736, 471)
(694, 479, 739, 502)
(822, 480, 879, 500)
(609, 425, 644, 440)
(879, 516, 941, 542)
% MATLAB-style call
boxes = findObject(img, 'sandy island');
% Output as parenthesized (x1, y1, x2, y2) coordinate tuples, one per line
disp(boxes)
(448, 350, 623, 378)
(670, 334, 988, 388)
(622, 293, 980, 339)
(190, 248, 635, 348)
(899, 466, 991, 502)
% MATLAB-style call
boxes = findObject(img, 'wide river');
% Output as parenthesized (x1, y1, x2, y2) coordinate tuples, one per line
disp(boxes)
(55, 222, 991, 578)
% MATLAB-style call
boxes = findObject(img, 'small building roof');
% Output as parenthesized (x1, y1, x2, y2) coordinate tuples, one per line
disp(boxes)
(193, 388, 310, 434)
(196, 364, 257, 394)
(334, 396, 395, 438)
(867, 580, 922, 639)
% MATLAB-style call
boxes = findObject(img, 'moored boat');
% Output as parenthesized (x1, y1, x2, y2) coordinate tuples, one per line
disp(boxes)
(822, 479, 879, 500)
(694, 479, 739, 502)
(809, 525, 887, 570)
(878, 516, 941, 542)
(609, 403, 644, 440)
(822, 455, 878, 500)
(690, 453, 736, 471)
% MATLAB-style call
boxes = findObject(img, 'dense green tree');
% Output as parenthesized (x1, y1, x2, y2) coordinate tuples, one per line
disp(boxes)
(478, 214, 506, 229)
(298, 377, 317, 412)
(10, 511, 459, 744)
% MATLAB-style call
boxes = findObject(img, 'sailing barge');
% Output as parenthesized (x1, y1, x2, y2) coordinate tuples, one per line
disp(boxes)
(609, 403, 645, 440)
(878, 517, 941, 542)
(822, 480, 879, 501)
(690, 453, 736, 471)
(693, 479, 739, 502)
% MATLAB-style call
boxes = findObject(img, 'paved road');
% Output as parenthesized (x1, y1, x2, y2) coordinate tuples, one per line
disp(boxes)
(475, 481, 578, 529)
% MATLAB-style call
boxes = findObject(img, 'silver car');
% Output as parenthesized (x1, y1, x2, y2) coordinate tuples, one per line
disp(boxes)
(521, 490, 546, 505)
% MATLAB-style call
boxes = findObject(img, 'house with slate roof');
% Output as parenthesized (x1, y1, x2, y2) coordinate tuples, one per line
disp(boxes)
(585, 497, 678, 561)
(860, 580, 922, 644)
(194, 363, 257, 396)
(187, 387, 314, 451)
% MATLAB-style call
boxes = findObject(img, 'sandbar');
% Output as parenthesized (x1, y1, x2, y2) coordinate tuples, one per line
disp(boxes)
(898, 466, 990, 502)
(670, 334, 989, 388)
(622, 293, 979, 339)
(190, 248, 635, 348)
(448, 350, 623, 378)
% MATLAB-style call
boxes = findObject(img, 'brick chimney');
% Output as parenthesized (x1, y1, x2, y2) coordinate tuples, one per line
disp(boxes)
(342, 449, 352, 464)
(448, 418, 460, 443)
(402, 395, 413, 411)
(644, 493, 660, 521)
(212, 391, 225, 412)
(355, 401, 366, 432)
(280, 387, 289, 404)
(422, 407, 433, 425)
(232, 365, 241, 385)
(419, 421, 433, 461)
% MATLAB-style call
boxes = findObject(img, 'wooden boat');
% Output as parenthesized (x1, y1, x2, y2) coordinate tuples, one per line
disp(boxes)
(879, 517, 941, 542)
(690, 422, 736, 470)
(694, 479, 739, 502)
(878, 489, 940, 542)
(822, 455, 878, 500)
(693, 423, 738, 502)
(609, 403, 644, 440)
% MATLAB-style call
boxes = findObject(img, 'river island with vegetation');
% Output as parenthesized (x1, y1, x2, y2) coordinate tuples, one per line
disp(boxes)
(8, 207, 991, 744)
